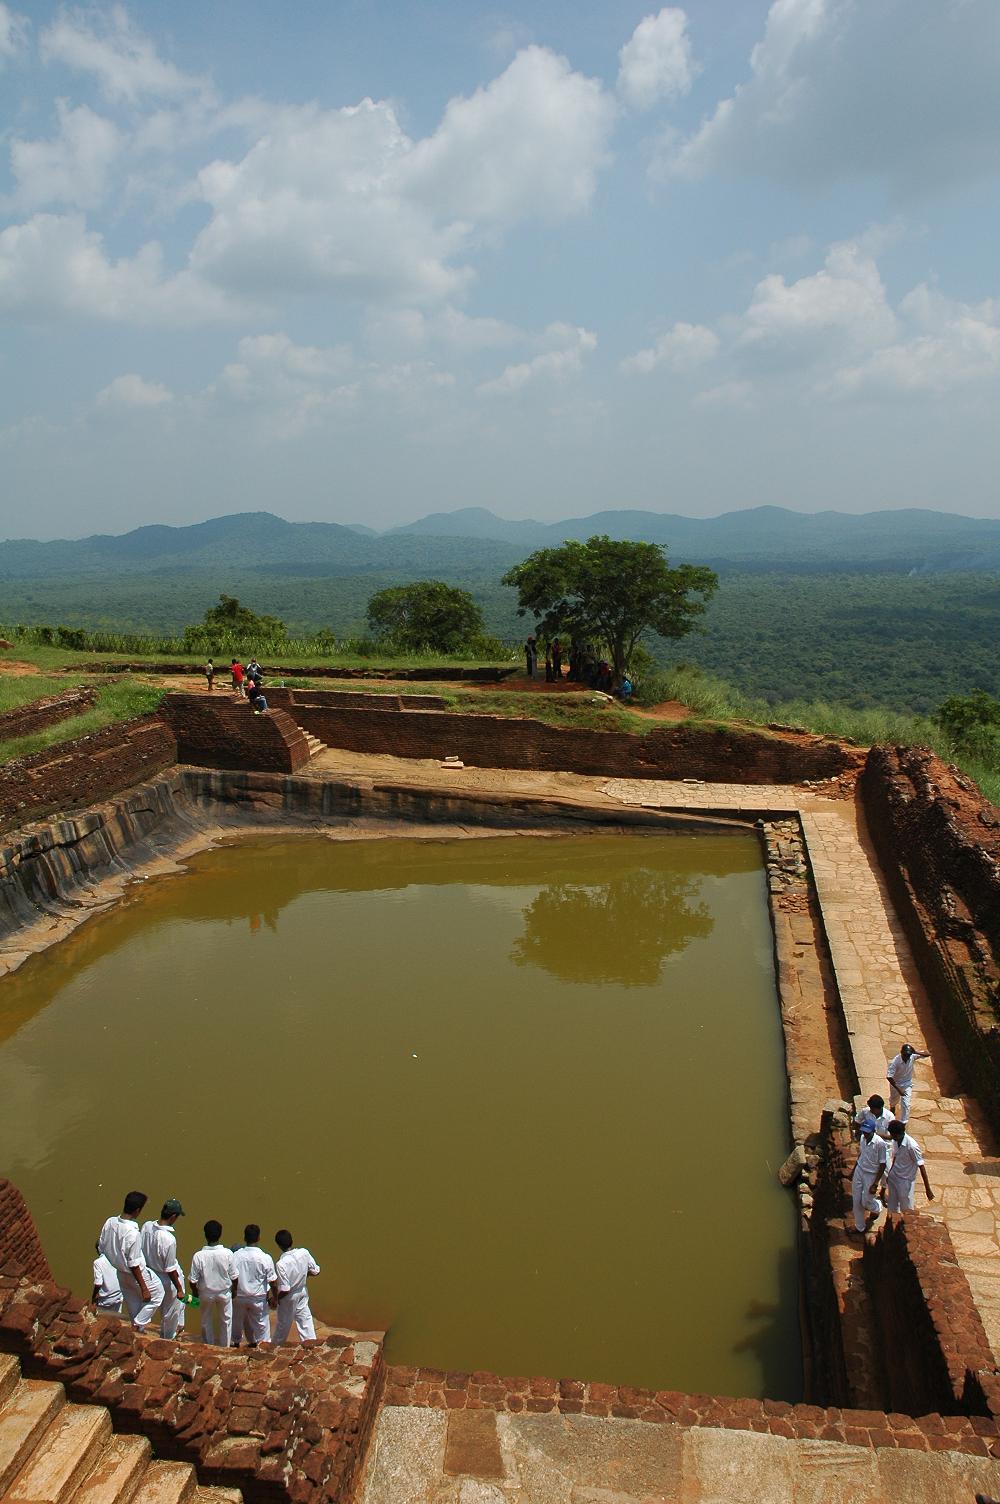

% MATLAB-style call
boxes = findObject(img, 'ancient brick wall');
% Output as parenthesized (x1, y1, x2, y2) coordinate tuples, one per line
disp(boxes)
(284, 703, 860, 784)
(0, 717, 177, 833)
(160, 695, 310, 774)
(863, 1211, 999, 1419)
(0, 1181, 52, 1282)
(0, 1256, 384, 1504)
(0, 687, 97, 740)
(860, 746, 1000, 1135)
(266, 689, 449, 713)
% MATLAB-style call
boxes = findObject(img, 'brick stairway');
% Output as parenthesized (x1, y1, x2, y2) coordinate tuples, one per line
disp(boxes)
(0, 1352, 241, 1504)
(294, 725, 328, 761)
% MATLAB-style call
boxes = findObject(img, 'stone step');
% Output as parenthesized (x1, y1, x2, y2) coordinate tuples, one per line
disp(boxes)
(0, 1381, 66, 1495)
(72, 1435, 152, 1504)
(130, 1460, 198, 1504)
(0, 1355, 19, 1409)
(5, 1402, 111, 1504)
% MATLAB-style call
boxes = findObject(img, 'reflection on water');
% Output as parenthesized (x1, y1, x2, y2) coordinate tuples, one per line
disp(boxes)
(513, 867, 713, 986)
(0, 832, 800, 1399)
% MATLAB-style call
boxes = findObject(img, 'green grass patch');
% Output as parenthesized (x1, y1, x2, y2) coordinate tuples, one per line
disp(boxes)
(0, 677, 166, 765)
(0, 674, 84, 713)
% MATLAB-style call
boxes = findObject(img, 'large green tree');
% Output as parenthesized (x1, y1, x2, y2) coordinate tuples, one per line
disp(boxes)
(502, 535, 718, 683)
(183, 594, 286, 648)
(366, 580, 484, 653)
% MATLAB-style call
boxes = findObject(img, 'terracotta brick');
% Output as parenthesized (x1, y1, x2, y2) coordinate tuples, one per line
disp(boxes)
(527, 1398, 557, 1413)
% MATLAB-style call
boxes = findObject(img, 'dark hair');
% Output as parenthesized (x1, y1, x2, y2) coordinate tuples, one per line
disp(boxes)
(205, 1220, 222, 1242)
(275, 1229, 293, 1251)
(867, 1094, 885, 1112)
(888, 1121, 905, 1140)
(122, 1190, 146, 1216)
(244, 1223, 260, 1243)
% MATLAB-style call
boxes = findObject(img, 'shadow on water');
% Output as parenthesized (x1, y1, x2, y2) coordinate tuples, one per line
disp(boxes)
(510, 867, 714, 986)
(730, 1244, 802, 1403)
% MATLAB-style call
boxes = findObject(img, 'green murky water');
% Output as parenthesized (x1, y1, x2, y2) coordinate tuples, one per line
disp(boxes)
(0, 833, 800, 1398)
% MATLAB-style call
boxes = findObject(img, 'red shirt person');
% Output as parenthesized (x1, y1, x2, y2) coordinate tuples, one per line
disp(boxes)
(231, 659, 246, 696)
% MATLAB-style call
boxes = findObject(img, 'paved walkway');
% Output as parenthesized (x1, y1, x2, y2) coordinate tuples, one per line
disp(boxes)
(602, 776, 1000, 1360)
(361, 1404, 1000, 1503)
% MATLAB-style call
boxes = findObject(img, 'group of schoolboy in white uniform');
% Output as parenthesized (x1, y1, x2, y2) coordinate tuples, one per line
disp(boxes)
(851, 1042, 935, 1234)
(95, 1191, 320, 1347)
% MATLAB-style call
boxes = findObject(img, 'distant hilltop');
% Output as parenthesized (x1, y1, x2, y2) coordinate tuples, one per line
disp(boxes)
(2, 504, 1000, 577)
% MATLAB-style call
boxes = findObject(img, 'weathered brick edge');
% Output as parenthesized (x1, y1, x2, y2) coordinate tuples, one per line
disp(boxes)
(0, 715, 176, 833)
(0, 1181, 52, 1283)
(0, 687, 97, 740)
(381, 1358, 1000, 1456)
(160, 696, 309, 775)
(860, 744, 1000, 1138)
(0, 1260, 385, 1504)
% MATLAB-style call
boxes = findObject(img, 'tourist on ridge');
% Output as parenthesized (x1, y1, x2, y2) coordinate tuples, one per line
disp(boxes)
(886, 1120, 935, 1212)
(886, 1042, 930, 1124)
(97, 1191, 164, 1330)
(231, 658, 245, 696)
(851, 1113, 888, 1233)
(205, 658, 214, 692)
(140, 1199, 187, 1340)
(231, 1224, 278, 1347)
(247, 658, 263, 687)
(855, 1093, 894, 1139)
(91, 1242, 122, 1315)
(189, 1221, 239, 1347)
(247, 682, 269, 714)
(524, 636, 537, 679)
(272, 1230, 321, 1345)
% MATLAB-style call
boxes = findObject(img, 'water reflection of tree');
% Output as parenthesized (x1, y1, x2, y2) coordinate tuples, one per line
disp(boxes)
(511, 868, 714, 986)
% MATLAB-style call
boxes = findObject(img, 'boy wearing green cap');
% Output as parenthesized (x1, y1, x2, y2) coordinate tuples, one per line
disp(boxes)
(140, 1198, 187, 1339)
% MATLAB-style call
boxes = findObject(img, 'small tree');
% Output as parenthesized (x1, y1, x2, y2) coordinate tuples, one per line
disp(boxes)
(366, 581, 484, 653)
(502, 535, 718, 683)
(938, 689, 1000, 764)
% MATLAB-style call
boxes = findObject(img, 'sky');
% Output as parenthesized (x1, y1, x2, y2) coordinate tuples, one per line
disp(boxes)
(1, 0, 999, 539)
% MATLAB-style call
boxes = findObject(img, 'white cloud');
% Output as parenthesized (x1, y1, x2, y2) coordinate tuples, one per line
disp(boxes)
(10, 102, 123, 210)
(737, 240, 897, 353)
(478, 323, 597, 395)
(668, 0, 1000, 194)
(621, 321, 718, 374)
(96, 373, 172, 407)
(189, 98, 471, 306)
(0, 213, 247, 324)
(0, 3, 28, 63)
(618, 8, 697, 111)
(403, 46, 616, 225)
(188, 47, 615, 309)
(831, 287, 1000, 396)
(40, 4, 210, 104)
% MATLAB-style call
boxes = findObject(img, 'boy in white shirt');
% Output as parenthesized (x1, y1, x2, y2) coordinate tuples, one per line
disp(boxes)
(97, 1190, 164, 1330)
(231, 1223, 278, 1347)
(851, 1114, 889, 1233)
(886, 1120, 935, 1211)
(91, 1243, 122, 1314)
(189, 1220, 239, 1347)
(140, 1198, 186, 1340)
(272, 1229, 321, 1345)
(886, 1043, 931, 1124)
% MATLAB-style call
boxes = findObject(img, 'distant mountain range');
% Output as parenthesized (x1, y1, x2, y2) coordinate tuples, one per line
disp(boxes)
(2, 504, 1000, 578)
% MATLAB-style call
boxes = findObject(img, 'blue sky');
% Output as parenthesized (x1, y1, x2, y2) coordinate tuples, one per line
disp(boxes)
(1, 0, 999, 538)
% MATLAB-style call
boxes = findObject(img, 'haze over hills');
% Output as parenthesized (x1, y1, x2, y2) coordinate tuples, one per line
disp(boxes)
(3, 505, 1000, 577)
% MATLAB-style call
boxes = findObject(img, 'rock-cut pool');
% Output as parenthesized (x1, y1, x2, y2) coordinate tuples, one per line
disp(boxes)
(0, 831, 800, 1399)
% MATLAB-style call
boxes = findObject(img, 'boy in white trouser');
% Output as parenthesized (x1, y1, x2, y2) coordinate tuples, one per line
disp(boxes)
(231, 1224, 278, 1346)
(273, 1230, 321, 1344)
(852, 1114, 888, 1232)
(189, 1220, 239, 1346)
(886, 1121, 935, 1212)
(98, 1192, 164, 1330)
(886, 1043, 930, 1124)
(140, 1199, 186, 1340)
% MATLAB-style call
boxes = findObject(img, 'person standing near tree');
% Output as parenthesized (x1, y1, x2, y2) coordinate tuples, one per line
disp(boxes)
(551, 638, 562, 679)
(205, 658, 214, 692)
(524, 636, 537, 678)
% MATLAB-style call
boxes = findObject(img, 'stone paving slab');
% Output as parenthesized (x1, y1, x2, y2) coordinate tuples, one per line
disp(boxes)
(360, 1406, 1000, 1503)
(600, 776, 1000, 1360)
